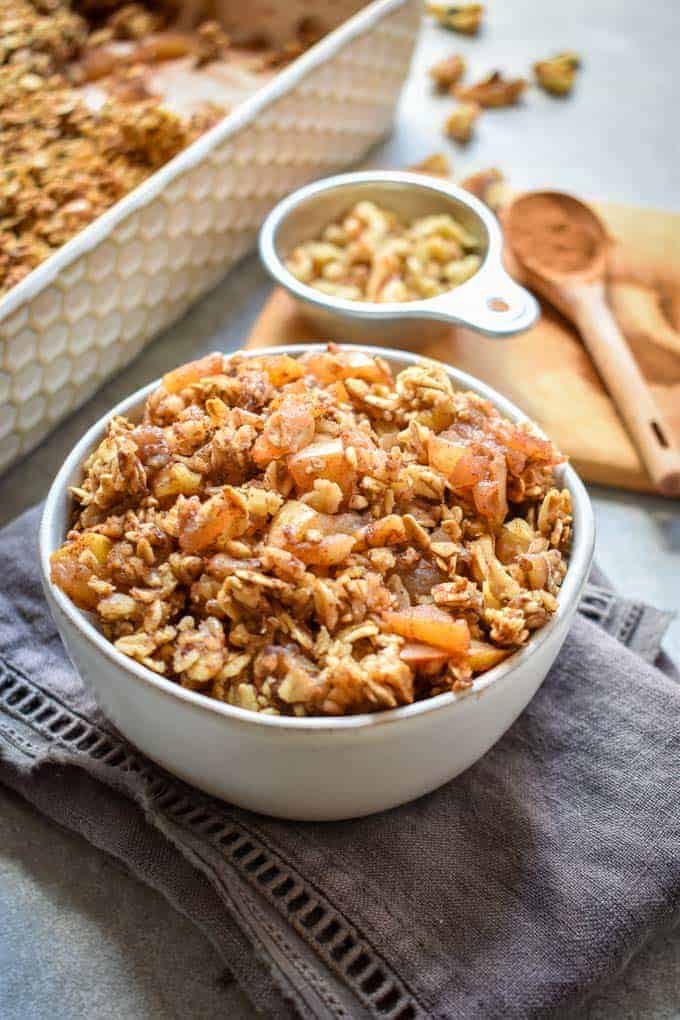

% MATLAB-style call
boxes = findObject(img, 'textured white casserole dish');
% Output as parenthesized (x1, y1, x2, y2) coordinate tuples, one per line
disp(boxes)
(40, 345, 595, 820)
(0, 0, 419, 475)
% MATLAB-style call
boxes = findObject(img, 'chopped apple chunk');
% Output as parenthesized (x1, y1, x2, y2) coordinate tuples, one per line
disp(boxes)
(399, 641, 450, 670)
(496, 519, 535, 563)
(162, 352, 224, 394)
(268, 500, 355, 566)
(50, 533, 112, 610)
(253, 354, 304, 387)
(468, 640, 512, 672)
(288, 439, 353, 495)
(427, 433, 485, 488)
(178, 489, 249, 554)
(299, 349, 392, 386)
(252, 395, 316, 467)
(153, 462, 202, 499)
(383, 605, 470, 655)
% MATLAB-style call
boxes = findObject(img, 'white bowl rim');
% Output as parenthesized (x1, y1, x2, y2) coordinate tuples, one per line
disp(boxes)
(39, 343, 595, 734)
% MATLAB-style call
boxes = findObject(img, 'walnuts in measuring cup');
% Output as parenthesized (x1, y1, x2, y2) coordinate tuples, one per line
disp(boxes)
(284, 201, 483, 302)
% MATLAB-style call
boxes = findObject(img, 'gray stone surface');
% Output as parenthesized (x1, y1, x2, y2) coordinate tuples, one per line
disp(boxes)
(1, 0, 679, 1016)
(0, 789, 240, 1020)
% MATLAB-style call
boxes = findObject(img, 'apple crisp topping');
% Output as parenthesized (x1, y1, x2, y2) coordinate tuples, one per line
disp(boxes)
(285, 201, 483, 303)
(52, 347, 572, 717)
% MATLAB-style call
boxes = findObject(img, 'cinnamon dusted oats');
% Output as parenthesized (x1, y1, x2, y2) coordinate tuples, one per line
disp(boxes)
(52, 347, 572, 716)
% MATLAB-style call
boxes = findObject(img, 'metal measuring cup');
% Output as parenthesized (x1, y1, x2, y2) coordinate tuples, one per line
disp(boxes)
(259, 170, 538, 343)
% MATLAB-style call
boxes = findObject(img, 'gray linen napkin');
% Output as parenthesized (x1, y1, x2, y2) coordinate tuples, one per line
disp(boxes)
(1, 504, 678, 1019)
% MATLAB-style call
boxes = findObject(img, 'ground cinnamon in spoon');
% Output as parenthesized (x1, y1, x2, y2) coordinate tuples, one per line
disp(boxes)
(506, 193, 601, 274)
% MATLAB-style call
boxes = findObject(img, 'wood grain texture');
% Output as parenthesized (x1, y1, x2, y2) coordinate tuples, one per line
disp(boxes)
(246, 200, 680, 496)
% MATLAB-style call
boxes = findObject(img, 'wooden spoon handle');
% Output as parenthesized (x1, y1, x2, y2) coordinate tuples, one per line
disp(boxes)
(572, 287, 680, 496)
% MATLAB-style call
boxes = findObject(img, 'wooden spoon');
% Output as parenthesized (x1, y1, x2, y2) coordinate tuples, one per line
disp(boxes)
(503, 190, 680, 497)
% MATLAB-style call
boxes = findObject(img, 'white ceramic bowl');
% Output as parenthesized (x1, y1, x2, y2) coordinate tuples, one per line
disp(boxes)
(40, 345, 595, 821)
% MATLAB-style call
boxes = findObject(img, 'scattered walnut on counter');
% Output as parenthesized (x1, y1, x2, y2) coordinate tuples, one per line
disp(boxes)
(107, 3, 164, 41)
(408, 153, 452, 177)
(444, 102, 479, 143)
(460, 168, 508, 211)
(455, 70, 526, 107)
(285, 200, 483, 302)
(194, 20, 231, 67)
(426, 2, 484, 35)
(429, 53, 466, 91)
(405, 158, 510, 214)
(534, 51, 581, 96)
(255, 15, 325, 71)
(52, 347, 571, 716)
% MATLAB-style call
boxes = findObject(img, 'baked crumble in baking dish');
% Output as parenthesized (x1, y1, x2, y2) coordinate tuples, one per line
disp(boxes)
(0, 0, 362, 295)
(52, 346, 572, 716)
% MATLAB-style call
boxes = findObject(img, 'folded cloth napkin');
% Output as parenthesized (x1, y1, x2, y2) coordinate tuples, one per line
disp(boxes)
(1, 504, 679, 1020)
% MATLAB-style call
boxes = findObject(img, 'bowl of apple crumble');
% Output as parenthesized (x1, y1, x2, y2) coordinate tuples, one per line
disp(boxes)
(40, 344, 594, 820)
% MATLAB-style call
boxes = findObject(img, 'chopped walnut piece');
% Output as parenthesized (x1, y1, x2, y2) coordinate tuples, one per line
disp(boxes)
(534, 51, 581, 96)
(174, 617, 226, 686)
(444, 102, 480, 143)
(427, 2, 484, 35)
(484, 606, 528, 647)
(408, 152, 452, 178)
(98, 592, 138, 620)
(460, 168, 509, 211)
(108, 4, 163, 40)
(52, 348, 570, 716)
(432, 578, 483, 616)
(429, 53, 466, 91)
(456, 71, 527, 108)
(195, 20, 231, 68)
(535, 488, 573, 550)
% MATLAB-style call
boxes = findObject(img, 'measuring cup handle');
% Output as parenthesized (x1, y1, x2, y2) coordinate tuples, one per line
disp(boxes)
(431, 268, 540, 338)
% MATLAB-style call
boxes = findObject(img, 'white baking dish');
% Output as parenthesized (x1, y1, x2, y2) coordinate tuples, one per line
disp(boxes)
(0, 0, 419, 475)
(39, 345, 595, 821)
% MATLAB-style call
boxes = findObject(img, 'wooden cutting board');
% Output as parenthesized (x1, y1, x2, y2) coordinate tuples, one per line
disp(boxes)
(246, 199, 680, 495)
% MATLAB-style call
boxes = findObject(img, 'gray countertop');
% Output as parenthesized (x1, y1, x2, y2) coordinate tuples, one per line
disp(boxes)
(1, 1, 679, 1016)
